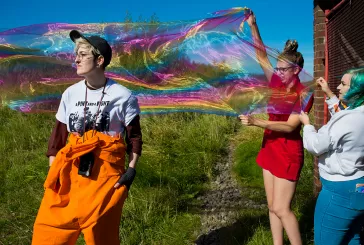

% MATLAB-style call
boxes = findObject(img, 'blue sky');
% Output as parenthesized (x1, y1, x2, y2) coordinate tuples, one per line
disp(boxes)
(0, 0, 313, 73)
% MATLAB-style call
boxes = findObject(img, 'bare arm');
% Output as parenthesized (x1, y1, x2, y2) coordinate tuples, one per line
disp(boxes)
(317, 77, 341, 116)
(247, 13, 274, 82)
(49, 156, 56, 166)
(317, 77, 335, 99)
(128, 152, 139, 169)
(239, 113, 301, 133)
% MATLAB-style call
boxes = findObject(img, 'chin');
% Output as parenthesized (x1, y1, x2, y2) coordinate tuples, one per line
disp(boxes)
(76, 70, 87, 76)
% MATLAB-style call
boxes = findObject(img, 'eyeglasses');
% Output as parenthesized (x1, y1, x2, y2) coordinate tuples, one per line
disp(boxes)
(274, 66, 295, 73)
(75, 52, 95, 61)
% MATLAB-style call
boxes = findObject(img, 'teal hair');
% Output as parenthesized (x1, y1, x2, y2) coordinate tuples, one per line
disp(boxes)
(343, 67, 364, 109)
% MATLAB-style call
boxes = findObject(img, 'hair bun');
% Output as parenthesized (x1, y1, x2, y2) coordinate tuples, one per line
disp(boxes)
(283, 40, 299, 53)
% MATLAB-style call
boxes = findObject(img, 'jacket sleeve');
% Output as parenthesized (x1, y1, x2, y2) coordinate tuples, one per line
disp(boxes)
(46, 120, 69, 157)
(326, 96, 340, 116)
(125, 115, 143, 156)
(302, 124, 331, 156)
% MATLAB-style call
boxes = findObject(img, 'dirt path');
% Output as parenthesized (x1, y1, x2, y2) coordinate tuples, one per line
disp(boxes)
(195, 144, 266, 244)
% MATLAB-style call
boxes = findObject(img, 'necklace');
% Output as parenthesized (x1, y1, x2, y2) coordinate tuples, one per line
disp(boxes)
(82, 78, 108, 141)
(85, 79, 106, 90)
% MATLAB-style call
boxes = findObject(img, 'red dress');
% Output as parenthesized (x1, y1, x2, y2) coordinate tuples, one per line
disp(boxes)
(256, 74, 313, 181)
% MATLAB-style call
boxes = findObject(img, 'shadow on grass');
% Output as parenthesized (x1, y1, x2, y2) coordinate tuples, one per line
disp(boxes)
(195, 213, 269, 245)
(297, 196, 316, 245)
(194, 195, 318, 245)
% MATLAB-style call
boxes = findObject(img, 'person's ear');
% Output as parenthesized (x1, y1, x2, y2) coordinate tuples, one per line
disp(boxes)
(294, 66, 301, 75)
(97, 55, 105, 68)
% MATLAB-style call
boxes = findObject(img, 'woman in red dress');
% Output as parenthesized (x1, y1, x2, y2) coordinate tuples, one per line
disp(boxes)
(239, 13, 312, 245)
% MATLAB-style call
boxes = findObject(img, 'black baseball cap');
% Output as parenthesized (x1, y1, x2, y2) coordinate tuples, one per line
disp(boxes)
(70, 30, 112, 67)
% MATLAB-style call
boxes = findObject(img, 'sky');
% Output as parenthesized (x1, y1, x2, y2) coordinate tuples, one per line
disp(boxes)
(0, 0, 313, 73)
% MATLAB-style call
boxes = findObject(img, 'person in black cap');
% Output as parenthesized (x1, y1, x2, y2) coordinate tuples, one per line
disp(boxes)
(31, 30, 143, 245)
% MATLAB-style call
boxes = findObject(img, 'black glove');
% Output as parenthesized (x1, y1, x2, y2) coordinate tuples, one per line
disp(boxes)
(116, 167, 136, 190)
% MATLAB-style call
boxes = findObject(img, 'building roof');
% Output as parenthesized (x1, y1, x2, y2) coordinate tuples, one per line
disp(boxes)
(314, 0, 343, 10)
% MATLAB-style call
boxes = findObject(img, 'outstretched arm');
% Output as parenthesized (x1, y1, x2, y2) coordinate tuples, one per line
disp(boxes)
(239, 113, 301, 133)
(247, 12, 274, 82)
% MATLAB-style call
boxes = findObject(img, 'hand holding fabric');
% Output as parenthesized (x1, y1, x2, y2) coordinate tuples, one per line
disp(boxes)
(238, 114, 256, 126)
(317, 77, 335, 99)
(299, 111, 310, 126)
(246, 11, 256, 27)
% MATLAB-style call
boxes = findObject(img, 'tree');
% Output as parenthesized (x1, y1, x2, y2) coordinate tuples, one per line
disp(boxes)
(123, 11, 133, 33)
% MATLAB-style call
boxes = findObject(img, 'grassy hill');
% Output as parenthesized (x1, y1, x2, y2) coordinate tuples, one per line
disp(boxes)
(0, 107, 316, 244)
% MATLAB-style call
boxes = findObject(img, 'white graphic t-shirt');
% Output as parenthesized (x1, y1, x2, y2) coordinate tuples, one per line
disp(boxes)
(56, 79, 140, 136)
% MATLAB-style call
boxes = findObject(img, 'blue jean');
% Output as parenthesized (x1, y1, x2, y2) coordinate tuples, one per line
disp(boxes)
(315, 177, 364, 245)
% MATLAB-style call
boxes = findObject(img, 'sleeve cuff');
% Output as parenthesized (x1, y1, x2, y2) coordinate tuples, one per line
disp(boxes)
(46, 148, 59, 158)
(326, 96, 339, 107)
(303, 124, 316, 132)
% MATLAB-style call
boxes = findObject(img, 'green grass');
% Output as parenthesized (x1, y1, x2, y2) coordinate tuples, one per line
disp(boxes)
(230, 115, 315, 245)
(0, 107, 239, 245)
(118, 113, 238, 244)
(0, 106, 317, 245)
(0, 108, 55, 244)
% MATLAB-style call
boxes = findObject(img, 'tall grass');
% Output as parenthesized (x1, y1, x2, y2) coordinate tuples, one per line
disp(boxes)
(0, 106, 317, 244)
(0, 107, 238, 244)
(118, 113, 238, 244)
(0, 108, 54, 244)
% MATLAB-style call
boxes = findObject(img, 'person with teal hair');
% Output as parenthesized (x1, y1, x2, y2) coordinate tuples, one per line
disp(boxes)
(344, 67, 364, 108)
(299, 68, 364, 245)
(316, 67, 364, 115)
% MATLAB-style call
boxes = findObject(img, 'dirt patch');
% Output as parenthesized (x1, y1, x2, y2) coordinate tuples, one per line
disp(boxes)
(195, 145, 266, 244)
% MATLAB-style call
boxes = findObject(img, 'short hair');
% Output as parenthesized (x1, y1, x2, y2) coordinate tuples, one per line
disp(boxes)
(277, 40, 304, 69)
(74, 38, 103, 67)
(344, 67, 364, 109)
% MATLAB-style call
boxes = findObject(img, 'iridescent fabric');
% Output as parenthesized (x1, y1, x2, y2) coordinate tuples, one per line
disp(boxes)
(0, 8, 314, 115)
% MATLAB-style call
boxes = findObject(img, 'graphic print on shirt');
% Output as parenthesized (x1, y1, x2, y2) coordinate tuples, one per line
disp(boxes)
(69, 101, 111, 134)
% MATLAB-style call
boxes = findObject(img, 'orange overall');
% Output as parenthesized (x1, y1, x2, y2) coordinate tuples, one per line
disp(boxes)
(32, 131, 128, 245)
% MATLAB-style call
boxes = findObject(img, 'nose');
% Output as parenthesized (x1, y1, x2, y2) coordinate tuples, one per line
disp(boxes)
(274, 70, 282, 76)
(277, 71, 285, 78)
(75, 54, 81, 63)
(337, 84, 341, 90)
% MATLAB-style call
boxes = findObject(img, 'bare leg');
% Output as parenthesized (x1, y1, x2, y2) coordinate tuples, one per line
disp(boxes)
(263, 169, 284, 245)
(271, 176, 302, 245)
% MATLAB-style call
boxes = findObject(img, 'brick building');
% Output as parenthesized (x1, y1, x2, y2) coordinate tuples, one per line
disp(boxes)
(313, 0, 364, 193)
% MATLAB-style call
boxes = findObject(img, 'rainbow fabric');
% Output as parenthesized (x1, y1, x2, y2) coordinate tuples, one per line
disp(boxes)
(0, 8, 314, 116)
